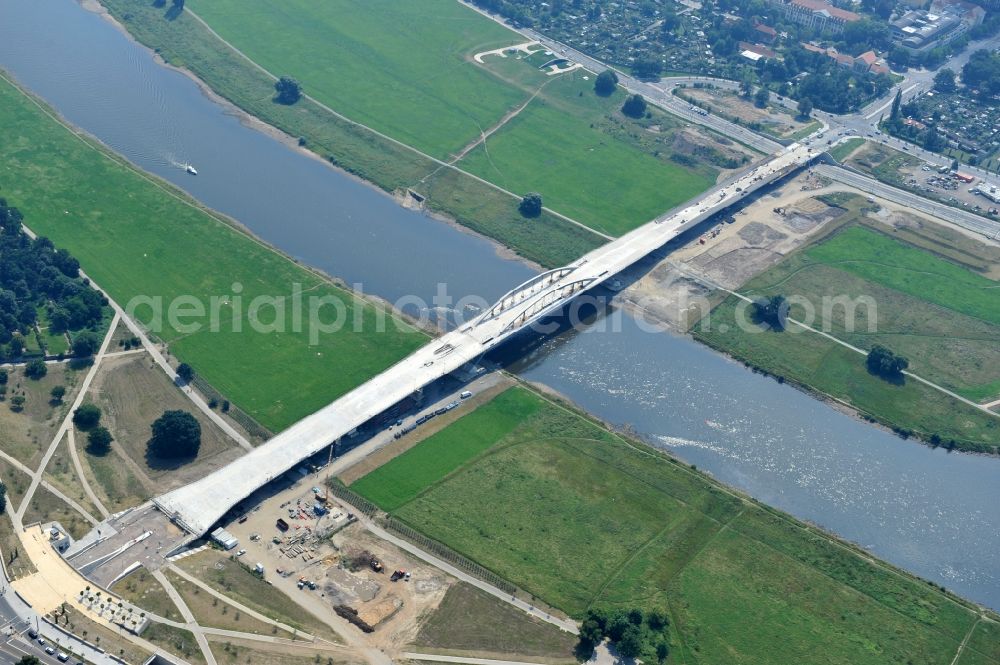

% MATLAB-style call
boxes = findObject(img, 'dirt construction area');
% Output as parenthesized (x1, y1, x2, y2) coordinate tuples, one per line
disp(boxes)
(614, 167, 987, 332)
(618, 169, 845, 330)
(221, 476, 454, 653)
(680, 86, 814, 139)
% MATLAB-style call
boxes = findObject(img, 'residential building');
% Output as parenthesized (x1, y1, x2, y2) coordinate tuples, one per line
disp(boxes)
(774, 0, 861, 33)
(754, 22, 779, 43)
(738, 41, 778, 61)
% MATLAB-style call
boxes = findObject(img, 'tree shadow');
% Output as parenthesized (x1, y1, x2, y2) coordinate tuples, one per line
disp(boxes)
(866, 366, 906, 386)
(165, 4, 183, 21)
(68, 357, 94, 371)
(85, 442, 111, 457)
(151, 0, 166, 6)
(144, 441, 196, 471)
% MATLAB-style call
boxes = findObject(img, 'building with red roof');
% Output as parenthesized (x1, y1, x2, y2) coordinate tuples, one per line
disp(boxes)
(775, 0, 861, 33)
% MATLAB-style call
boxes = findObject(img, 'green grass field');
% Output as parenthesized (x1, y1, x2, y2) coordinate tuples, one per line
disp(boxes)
(350, 386, 999, 664)
(189, 0, 524, 160)
(458, 73, 716, 235)
(805, 226, 1000, 326)
(350, 388, 540, 511)
(828, 137, 864, 162)
(737, 223, 1000, 402)
(0, 74, 425, 432)
(99, 0, 603, 268)
(692, 223, 1000, 451)
(696, 296, 999, 452)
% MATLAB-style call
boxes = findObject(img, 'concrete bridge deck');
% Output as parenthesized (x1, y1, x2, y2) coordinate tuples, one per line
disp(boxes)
(153, 142, 817, 536)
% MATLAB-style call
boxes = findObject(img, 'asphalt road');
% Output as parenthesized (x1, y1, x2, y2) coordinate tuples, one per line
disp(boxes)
(816, 163, 1000, 238)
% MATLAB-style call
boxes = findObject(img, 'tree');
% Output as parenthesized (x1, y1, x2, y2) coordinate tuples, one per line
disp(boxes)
(617, 626, 643, 659)
(0, 369, 8, 385)
(867, 345, 909, 379)
(923, 125, 946, 152)
(962, 49, 1000, 96)
(647, 609, 669, 630)
(87, 426, 113, 455)
(655, 641, 670, 663)
(6, 334, 24, 360)
(17, 655, 39, 665)
(24, 359, 47, 380)
(951, 158, 960, 171)
(934, 68, 957, 93)
(754, 87, 770, 109)
(149, 410, 202, 459)
(752, 295, 788, 330)
(605, 611, 630, 642)
(739, 71, 754, 98)
(622, 94, 648, 118)
(632, 58, 662, 81)
(0, 481, 7, 515)
(518, 193, 543, 218)
(72, 330, 100, 358)
(888, 47, 911, 70)
(73, 403, 102, 431)
(594, 69, 619, 96)
(576, 618, 603, 657)
(842, 18, 890, 51)
(9, 395, 25, 412)
(50, 385, 66, 404)
(890, 88, 902, 121)
(274, 77, 302, 105)
(176, 362, 194, 383)
(796, 97, 813, 119)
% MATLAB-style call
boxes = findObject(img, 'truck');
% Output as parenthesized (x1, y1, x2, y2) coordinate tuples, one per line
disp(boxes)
(275, 518, 289, 532)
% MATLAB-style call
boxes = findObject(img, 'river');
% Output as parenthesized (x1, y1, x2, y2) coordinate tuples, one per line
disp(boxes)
(0, 0, 997, 610)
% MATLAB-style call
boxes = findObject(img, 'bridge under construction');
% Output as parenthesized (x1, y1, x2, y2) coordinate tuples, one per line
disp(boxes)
(153, 141, 818, 537)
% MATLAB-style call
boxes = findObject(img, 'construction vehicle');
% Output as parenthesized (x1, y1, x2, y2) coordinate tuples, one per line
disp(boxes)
(390, 569, 406, 582)
(370, 557, 384, 573)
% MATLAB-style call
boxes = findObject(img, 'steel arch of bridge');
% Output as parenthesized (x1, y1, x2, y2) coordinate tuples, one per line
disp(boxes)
(480, 267, 577, 322)
(496, 277, 596, 335)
